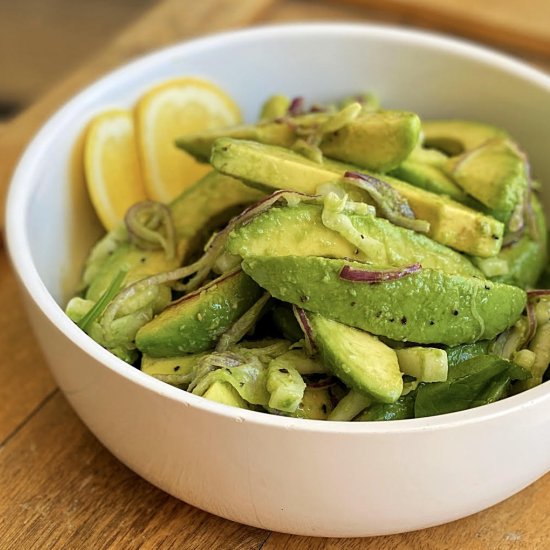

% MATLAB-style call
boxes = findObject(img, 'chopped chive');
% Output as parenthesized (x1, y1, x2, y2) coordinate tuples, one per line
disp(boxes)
(78, 270, 127, 333)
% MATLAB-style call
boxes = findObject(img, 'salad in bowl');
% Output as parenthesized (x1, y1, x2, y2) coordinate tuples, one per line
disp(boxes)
(66, 83, 550, 422)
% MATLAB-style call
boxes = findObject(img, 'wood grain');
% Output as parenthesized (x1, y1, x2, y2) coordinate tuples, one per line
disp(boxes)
(0, 391, 269, 549)
(340, 0, 550, 57)
(1, 0, 550, 548)
(263, 470, 550, 548)
(0, 252, 56, 443)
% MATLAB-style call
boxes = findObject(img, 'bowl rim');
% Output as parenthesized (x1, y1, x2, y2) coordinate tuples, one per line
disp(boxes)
(6, 21, 550, 435)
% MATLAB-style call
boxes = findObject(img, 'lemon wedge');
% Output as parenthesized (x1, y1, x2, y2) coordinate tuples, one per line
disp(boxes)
(135, 77, 241, 203)
(84, 109, 147, 230)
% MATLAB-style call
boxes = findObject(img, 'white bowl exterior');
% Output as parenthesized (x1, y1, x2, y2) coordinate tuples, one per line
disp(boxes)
(7, 24, 550, 537)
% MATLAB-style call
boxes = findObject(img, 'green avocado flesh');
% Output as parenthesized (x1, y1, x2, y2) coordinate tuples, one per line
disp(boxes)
(135, 269, 263, 356)
(444, 139, 528, 224)
(390, 161, 471, 203)
(318, 110, 421, 172)
(422, 120, 508, 155)
(170, 171, 264, 253)
(85, 171, 263, 301)
(227, 203, 481, 277)
(242, 256, 526, 346)
(203, 380, 250, 408)
(85, 244, 175, 305)
(307, 313, 403, 403)
(177, 109, 420, 172)
(141, 353, 206, 386)
(211, 138, 504, 257)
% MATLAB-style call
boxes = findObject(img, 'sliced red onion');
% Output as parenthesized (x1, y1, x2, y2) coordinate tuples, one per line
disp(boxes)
(344, 171, 430, 234)
(527, 289, 550, 298)
(525, 299, 538, 347)
(293, 306, 316, 355)
(305, 374, 338, 389)
(339, 263, 422, 283)
(288, 96, 305, 117)
(309, 104, 327, 113)
(231, 189, 315, 227)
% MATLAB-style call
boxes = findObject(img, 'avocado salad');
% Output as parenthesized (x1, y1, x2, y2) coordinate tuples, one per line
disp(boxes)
(66, 92, 550, 421)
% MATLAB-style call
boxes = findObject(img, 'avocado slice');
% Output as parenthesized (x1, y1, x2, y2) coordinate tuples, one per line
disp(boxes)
(318, 110, 421, 172)
(170, 170, 265, 258)
(203, 380, 250, 409)
(141, 352, 206, 386)
(178, 110, 420, 172)
(422, 120, 508, 155)
(85, 244, 174, 308)
(211, 138, 504, 257)
(85, 171, 263, 300)
(135, 268, 263, 357)
(293, 387, 333, 420)
(390, 161, 473, 204)
(227, 203, 482, 277)
(259, 94, 292, 121)
(242, 256, 526, 346)
(444, 139, 529, 224)
(77, 171, 265, 361)
(306, 313, 403, 403)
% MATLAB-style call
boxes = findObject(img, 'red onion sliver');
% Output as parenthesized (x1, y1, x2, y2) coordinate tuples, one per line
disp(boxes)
(293, 306, 316, 355)
(527, 289, 550, 298)
(525, 299, 537, 347)
(339, 263, 422, 283)
(343, 171, 430, 234)
(305, 375, 338, 389)
(288, 96, 305, 117)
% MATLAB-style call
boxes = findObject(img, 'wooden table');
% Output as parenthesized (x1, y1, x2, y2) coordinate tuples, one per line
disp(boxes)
(1, 1, 550, 547)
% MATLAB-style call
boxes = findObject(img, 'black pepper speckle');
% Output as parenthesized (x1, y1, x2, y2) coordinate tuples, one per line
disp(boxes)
(173, 365, 180, 372)
(279, 368, 289, 374)
(453, 310, 459, 316)
(400, 316, 407, 325)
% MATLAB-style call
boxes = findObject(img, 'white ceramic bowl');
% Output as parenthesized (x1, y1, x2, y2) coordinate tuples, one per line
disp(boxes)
(6, 23, 550, 537)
